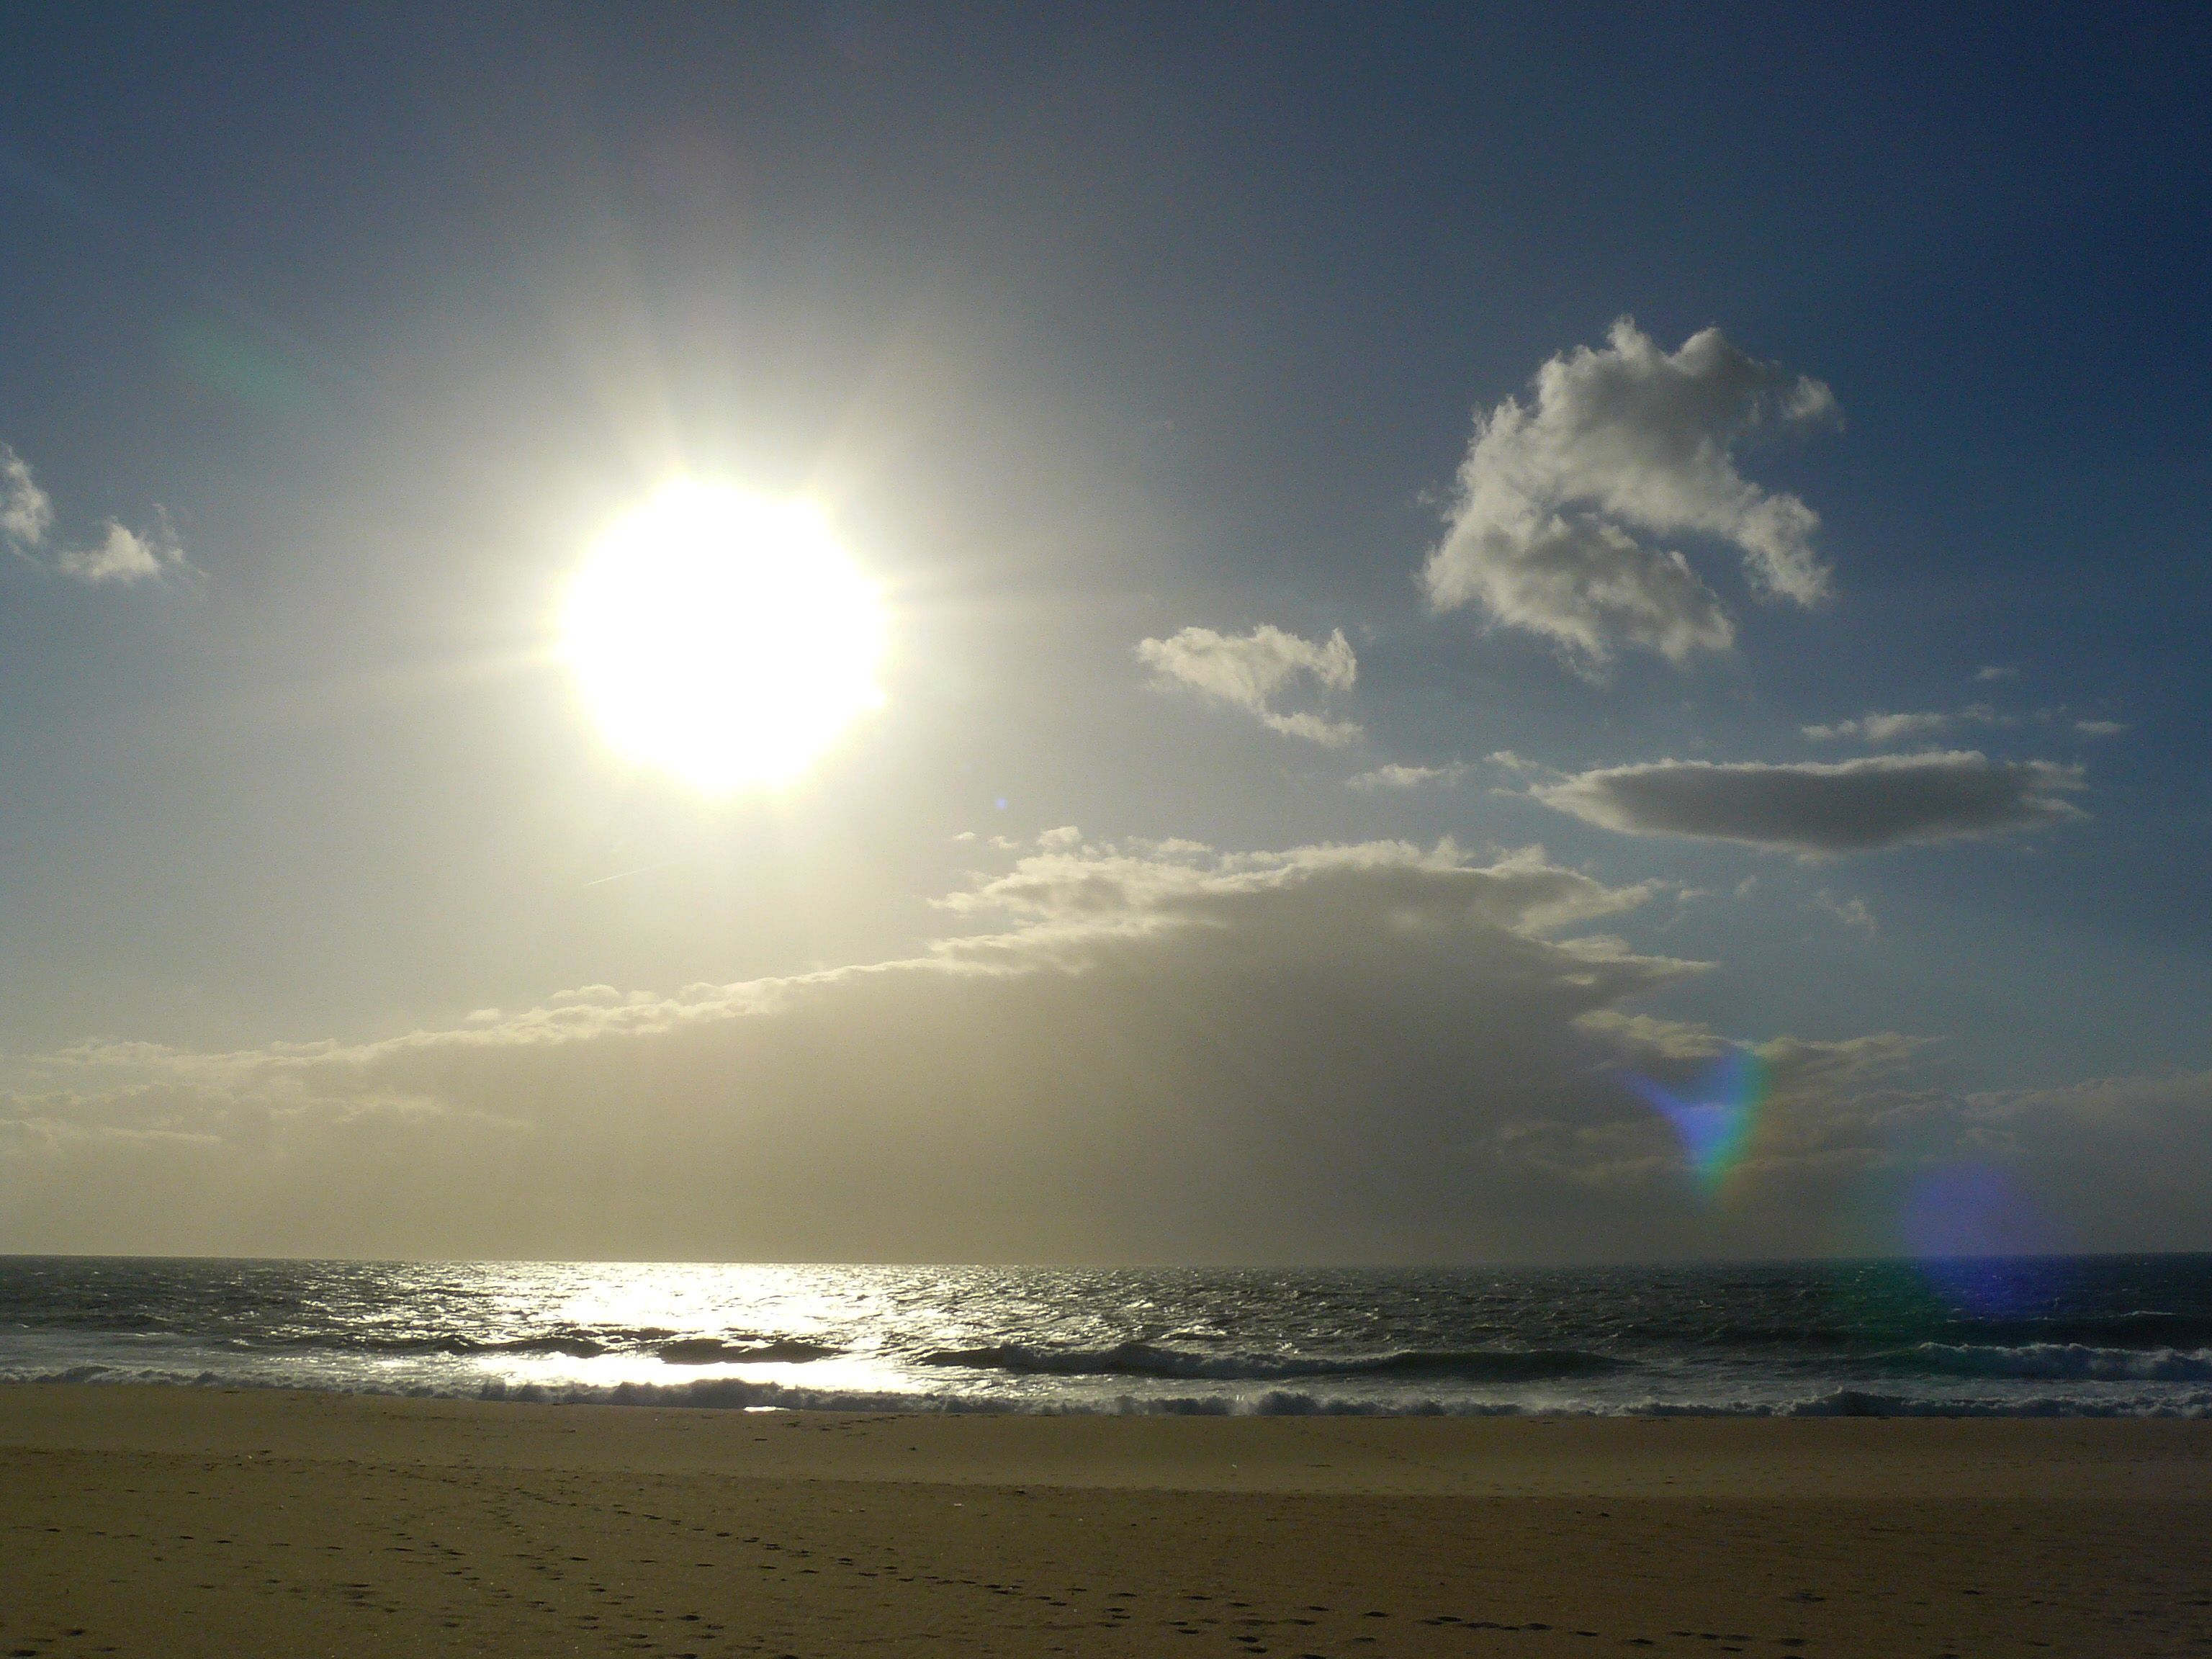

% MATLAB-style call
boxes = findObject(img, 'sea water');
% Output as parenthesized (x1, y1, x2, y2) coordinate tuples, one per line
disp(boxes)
(3, 1254, 2210, 1417)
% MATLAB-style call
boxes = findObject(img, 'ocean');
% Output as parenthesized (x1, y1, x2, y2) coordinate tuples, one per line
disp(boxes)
(4, 1254, 2210, 1418)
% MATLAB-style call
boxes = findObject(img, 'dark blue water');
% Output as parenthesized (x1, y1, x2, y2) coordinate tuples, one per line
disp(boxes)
(3, 1254, 2209, 1416)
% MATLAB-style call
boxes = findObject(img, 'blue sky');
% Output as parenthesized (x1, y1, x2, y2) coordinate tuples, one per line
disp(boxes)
(1, 4, 2206, 1260)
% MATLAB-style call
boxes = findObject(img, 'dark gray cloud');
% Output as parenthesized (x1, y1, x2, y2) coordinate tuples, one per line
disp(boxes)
(1533, 751, 2085, 854)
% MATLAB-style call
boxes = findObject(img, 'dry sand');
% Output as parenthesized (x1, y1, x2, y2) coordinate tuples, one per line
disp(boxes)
(1, 1384, 2208, 1658)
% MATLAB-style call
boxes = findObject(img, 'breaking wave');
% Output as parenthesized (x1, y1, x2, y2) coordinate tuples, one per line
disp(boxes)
(1889, 1342, 2212, 1382)
(919, 1341, 1622, 1382)
(4, 1362, 2209, 1419)
(208, 1329, 843, 1364)
(1950, 1312, 2212, 1349)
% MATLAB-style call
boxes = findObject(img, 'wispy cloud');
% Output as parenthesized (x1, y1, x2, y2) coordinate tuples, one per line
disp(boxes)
(1813, 890, 1878, 938)
(1346, 761, 1469, 791)
(1801, 705, 2002, 745)
(1136, 624, 1362, 746)
(0, 444, 199, 586)
(1, 444, 55, 547)
(55, 513, 197, 585)
(1422, 319, 1838, 667)
(1804, 703, 2127, 747)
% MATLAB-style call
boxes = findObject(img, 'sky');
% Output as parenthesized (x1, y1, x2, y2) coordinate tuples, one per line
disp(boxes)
(1, 2, 2207, 1263)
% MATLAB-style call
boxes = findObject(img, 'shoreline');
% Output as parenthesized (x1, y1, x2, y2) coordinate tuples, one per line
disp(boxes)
(4, 1380, 2211, 1496)
(4, 1384, 2211, 1657)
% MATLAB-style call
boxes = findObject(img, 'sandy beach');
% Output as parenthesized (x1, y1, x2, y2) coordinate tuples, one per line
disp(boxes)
(0, 1387, 2206, 1658)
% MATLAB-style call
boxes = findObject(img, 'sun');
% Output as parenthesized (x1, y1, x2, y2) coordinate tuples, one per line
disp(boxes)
(562, 483, 886, 791)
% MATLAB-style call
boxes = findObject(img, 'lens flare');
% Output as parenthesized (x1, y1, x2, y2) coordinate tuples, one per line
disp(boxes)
(1897, 1163, 2065, 1315)
(1622, 1047, 1766, 1195)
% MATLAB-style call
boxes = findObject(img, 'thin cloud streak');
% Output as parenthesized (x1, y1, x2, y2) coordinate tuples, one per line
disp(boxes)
(1347, 762, 1470, 791)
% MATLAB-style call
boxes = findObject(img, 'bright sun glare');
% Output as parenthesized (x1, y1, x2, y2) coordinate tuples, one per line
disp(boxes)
(562, 483, 886, 791)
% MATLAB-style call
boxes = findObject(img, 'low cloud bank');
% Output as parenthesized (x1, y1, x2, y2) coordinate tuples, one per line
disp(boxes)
(1, 835, 2190, 1262)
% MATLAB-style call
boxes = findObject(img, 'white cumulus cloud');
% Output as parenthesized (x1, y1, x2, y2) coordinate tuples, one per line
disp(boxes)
(1532, 751, 2086, 855)
(1136, 624, 1362, 746)
(1422, 318, 1838, 667)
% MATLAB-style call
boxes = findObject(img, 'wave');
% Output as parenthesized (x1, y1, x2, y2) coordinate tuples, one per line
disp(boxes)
(1609, 1312, 2212, 1352)
(655, 1338, 839, 1365)
(918, 1340, 1622, 1382)
(1954, 1313, 2212, 1349)
(207, 1328, 838, 1364)
(1781, 1387, 2212, 1419)
(1889, 1343, 2212, 1382)
(232, 1331, 630, 1359)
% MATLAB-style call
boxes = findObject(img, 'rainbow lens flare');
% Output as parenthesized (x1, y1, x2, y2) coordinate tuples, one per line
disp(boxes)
(1622, 1047, 1766, 1195)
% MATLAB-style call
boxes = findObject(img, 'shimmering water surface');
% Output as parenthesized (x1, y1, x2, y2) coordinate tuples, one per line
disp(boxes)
(4, 1254, 2211, 1416)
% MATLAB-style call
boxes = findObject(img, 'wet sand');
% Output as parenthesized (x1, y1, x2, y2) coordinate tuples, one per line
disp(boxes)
(1, 1385, 2208, 1658)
